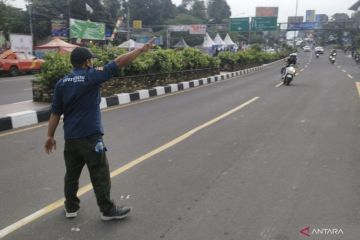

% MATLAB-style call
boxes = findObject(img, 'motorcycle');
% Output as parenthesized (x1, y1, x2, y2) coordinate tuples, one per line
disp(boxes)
(281, 64, 296, 86)
(355, 54, 360, 64)
(329, 56, 336, 64)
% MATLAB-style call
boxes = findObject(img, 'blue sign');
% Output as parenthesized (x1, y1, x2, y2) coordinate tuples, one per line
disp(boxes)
(51, 20, 68, 38)
(135, 36, 163, 45)
(287, 22, 317, 31)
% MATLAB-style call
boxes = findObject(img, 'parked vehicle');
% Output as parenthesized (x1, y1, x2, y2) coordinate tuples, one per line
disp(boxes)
(0, 50, 44, 76)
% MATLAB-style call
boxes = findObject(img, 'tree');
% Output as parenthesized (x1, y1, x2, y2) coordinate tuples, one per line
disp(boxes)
(128, 0, 176, 26)
(207, 0, 231, 24)
(0, 2, 28, 36)
(178, 0, 206, 20)
(191, 1, 206, 20)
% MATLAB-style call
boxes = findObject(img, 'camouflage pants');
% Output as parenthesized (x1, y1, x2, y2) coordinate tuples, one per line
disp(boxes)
(64, 134, 114, 213)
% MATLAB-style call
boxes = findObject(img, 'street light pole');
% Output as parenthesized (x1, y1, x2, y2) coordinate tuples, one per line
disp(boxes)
(293, 0, 299, 46)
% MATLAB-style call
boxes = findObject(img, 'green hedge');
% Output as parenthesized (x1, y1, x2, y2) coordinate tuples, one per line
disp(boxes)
(217, 45, 290, 71)
(36, 45, 290, 90)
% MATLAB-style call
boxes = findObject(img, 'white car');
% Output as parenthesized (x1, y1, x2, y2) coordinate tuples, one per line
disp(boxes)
(314, 46, 324, 54)
(303, 46, 311, 52)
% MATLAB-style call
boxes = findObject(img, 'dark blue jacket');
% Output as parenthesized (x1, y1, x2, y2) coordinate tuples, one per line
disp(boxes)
(51, 61, 118, 139)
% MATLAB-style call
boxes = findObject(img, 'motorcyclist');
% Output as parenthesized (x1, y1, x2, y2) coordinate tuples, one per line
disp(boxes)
(330, 49, 337, 57)
(281, 53, 297, 75)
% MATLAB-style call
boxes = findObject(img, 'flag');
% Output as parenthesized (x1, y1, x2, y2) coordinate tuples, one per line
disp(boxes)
(110, 17, 123, 41)
(85, 3, 93, 14)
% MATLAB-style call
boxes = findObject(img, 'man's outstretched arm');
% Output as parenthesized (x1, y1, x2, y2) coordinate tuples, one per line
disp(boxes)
(114, 37, 156, 68)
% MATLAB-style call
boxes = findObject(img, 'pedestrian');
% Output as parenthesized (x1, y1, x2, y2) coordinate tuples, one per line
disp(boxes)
(44, 38, 155, 221)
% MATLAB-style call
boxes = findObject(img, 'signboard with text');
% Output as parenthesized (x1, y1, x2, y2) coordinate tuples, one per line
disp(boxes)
(251, 17, 278, 31)
(51, 20, 68, 38)
(70, 18, 105, 40)
(168, 25, 206, 34)
(306, 10, 316, 22)
(287, 22, 317, 31)
(256, 7, 278, 17)
(230, 18, 249, 32)
(9, 34, 32, 55)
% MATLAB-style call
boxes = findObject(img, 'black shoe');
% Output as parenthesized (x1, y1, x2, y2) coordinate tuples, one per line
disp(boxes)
(101, 205, 131, 221)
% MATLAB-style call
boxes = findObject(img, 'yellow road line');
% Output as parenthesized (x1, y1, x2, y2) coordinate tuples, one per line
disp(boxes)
(356, 82, 360, 97)
(0, 96, 260, 239)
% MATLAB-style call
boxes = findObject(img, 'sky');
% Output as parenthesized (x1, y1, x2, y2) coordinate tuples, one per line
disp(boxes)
(8, 0, 358, 23)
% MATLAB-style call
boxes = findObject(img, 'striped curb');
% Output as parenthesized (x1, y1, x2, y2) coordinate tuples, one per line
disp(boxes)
(0, 59, 283, 132)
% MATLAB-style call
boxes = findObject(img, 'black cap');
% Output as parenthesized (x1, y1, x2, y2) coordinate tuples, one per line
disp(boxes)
(70, 47, 93, 66)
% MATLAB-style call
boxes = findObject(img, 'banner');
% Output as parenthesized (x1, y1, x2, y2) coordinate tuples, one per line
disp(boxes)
(287, 22, 317, 31)
(168, 25, 206, 34)
(51, 20, 68, 38)
(135, 36, 163, 45)
(256, 7, 279, 17)
(70, 18, 105, 40)
(189, 25, 206, 34)
(133, 20, 142, 29)
(306, 10, 316, 22)
(9, 34, 33, 55)
(288, 16, 304, 24)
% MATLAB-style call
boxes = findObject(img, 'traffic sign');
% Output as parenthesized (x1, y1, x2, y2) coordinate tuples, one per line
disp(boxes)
(230, 18, 250, 32)
(251, 17, 278, 31)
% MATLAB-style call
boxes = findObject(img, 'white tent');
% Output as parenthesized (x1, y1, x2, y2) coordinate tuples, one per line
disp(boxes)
(118, 39, 144, 49)
(213, 33, 226, 48)
(173, 37, 189, 49)
(202, 33, 215, 48)
(224, 34, 236, 47)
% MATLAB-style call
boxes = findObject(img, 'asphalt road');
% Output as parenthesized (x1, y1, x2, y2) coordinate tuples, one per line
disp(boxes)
(0, 75, 35, 105)
(0, 51, 359, 240)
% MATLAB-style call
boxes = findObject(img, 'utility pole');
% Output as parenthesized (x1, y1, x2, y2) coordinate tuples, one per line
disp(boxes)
(126, 5, 130, 40)
(67, 0, 71, 40)
(28, 2, 33, 38)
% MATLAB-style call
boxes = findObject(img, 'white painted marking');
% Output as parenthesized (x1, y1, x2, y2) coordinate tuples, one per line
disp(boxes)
(11, 100, 32, 105)
(117, 93, 131, 104)
(275, 82, 283, 87)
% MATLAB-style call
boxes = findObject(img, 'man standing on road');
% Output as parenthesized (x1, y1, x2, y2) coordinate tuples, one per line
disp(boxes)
(44, 38, 155, 221)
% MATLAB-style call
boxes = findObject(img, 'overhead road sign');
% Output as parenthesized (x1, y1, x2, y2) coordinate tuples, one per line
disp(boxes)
(229, 18, 249, 32)
(287, 22, 317, 31)
(251, 17, 278, 31)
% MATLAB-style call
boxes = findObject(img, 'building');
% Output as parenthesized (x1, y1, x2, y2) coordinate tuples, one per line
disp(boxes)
(332, 13, 349, 22)
(315, 14, 328, 23)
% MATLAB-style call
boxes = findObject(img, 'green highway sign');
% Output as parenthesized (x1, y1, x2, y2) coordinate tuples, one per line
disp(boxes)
(251, 17, 278, 31)
(230, 18, 249, 32)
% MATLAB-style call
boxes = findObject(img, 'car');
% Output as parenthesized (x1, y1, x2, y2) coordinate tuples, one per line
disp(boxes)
(266, 48, 276, 54)
(0, 50, 44, 77)
(314, 46, 324, 54)
(303, 46, 312, 52)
